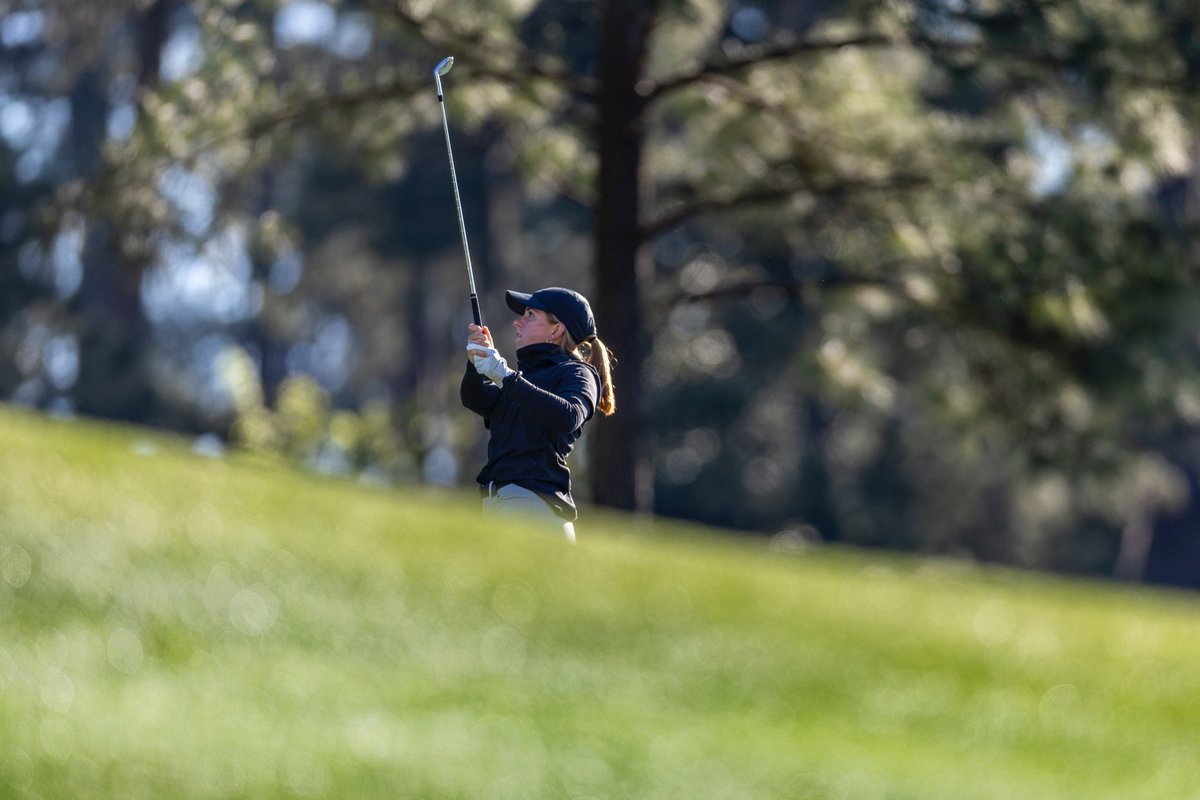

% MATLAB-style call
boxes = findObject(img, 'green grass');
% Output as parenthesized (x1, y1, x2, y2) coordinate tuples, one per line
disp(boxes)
(1, 404, 1198, 799)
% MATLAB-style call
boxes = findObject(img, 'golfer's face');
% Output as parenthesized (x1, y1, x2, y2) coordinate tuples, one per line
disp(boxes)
(514, 308, 558, 348)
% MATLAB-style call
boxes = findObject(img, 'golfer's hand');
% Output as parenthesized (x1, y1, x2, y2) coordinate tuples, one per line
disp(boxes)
(468, 344, 515, 387)
(467, 324, 494, 351)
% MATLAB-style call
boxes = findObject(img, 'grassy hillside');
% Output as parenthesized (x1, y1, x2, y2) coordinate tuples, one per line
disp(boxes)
(0, 405, 1197, 799)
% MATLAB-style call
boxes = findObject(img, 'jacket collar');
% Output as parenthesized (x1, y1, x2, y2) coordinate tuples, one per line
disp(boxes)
(515, 342, 572, 371)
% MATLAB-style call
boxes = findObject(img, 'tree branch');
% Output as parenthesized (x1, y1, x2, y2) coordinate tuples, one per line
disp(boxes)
(641, 32, 906, 105)
(668, 270, 904, 307)
(381, 0, 598, 107)
(241, 80, 426, 142)
(640, 173, 930, 243)
(642, 12, 1185, 109)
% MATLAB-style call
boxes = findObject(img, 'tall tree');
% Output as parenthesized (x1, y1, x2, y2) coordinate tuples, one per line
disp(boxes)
(0, 0, 174, 420)
(589, 0, 661, 508)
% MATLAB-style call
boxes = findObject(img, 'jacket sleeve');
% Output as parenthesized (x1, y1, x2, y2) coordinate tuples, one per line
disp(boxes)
(460, 360, 501, 418)
(501, 363, 598, 434)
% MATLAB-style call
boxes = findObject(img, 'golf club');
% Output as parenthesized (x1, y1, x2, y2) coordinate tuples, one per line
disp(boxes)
(434, 56, 483, 328)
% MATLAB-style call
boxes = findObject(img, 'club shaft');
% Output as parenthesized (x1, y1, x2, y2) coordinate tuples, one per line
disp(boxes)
(437, 86, 482, 327)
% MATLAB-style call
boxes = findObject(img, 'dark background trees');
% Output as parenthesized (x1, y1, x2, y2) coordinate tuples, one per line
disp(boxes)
(3, 0, 1200, 586)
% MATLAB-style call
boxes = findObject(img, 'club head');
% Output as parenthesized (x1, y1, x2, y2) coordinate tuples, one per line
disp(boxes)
(435, 57, 454, 77)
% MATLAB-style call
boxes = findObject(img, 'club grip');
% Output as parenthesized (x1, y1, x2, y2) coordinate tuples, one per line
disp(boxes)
(470, 294, 483, 327)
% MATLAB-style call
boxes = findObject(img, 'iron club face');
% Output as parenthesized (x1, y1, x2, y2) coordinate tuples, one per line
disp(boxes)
(434, 56, 454, 97)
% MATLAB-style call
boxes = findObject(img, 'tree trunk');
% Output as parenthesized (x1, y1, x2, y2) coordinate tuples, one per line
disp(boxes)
(588, 0, 660, 512)
(74, 1, 174, 423)
(71, 63, 157, 422)
(1143, 458, 1200, 590)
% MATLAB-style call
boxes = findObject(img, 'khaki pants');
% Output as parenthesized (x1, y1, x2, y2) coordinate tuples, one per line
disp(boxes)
(482, 483, 576, 542)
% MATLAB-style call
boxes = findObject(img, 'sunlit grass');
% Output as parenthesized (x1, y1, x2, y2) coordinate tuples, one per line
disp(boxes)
(1, 404, 1197, 799)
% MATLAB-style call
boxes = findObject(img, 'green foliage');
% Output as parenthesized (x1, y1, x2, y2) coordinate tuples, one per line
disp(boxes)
(221, 347, 404, 477)
(643, 1, 1200, 572)
(3, 407, 1200, 798)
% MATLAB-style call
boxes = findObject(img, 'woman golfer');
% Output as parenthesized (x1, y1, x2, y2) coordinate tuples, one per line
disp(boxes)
(461, 287, 616, 541)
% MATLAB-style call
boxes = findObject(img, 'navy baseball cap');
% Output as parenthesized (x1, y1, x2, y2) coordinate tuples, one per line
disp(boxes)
(505, 287, 596, 343)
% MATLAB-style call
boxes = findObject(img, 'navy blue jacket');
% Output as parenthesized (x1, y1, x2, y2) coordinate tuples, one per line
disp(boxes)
(461, 343, 599, 520)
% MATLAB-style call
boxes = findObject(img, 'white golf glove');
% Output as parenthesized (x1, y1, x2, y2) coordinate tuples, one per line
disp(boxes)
(468, 343, 516, 387)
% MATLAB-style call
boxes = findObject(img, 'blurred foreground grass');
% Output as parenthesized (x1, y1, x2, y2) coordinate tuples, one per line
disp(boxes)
(1, 405, 1198, 799)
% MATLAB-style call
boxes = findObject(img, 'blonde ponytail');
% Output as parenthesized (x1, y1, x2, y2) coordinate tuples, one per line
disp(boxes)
(558, 326, 617, 416)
